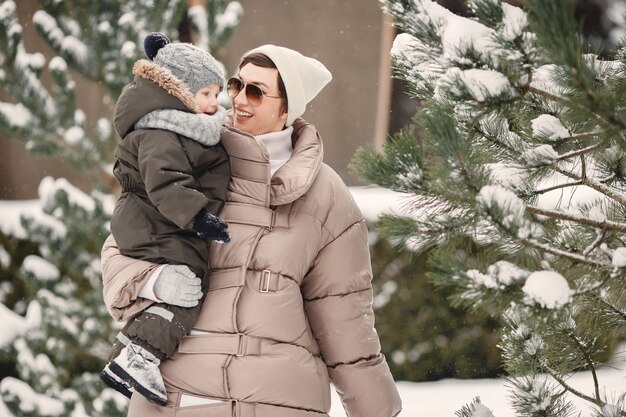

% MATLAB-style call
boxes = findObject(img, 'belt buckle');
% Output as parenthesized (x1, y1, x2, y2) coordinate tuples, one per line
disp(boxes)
(260, 270, 271, 293)
(269, 210, 276, 230)
(236, 333, 245, 357)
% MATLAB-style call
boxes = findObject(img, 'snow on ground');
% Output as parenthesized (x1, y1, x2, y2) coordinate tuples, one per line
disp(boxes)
(349, 186, 411, 222)
(0, 363, 622, 417)
(0, 360, 620, 417)
(330, 344, 625, 416)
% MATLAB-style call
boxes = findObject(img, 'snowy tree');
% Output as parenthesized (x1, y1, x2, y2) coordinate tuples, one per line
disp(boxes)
(353, 0, 626, 416)
(0, 1, 242, 416)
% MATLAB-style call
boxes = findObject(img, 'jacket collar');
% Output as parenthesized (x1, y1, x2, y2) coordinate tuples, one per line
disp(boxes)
(221, 116, 323, 206)
(271, 118, 323, 205)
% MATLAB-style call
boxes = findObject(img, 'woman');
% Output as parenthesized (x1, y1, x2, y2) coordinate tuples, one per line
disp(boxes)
(101, 44, 402, 417)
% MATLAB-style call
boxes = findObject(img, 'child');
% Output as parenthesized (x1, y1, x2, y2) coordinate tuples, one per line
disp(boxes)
(100, 33, 231, 406)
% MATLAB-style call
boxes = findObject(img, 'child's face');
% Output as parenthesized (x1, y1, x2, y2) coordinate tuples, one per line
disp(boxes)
(195, 84, 222, 115)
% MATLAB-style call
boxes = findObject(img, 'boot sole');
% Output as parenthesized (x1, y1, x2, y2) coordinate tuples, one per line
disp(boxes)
(100, 368, 133, 399)
(109, 361, 168, 406)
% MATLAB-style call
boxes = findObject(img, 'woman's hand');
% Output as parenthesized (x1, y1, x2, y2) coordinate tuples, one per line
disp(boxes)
(153, 265, 203, 307)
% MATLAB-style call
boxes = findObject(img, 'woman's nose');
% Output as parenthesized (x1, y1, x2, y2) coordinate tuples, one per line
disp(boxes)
(233, 87, 248, 106)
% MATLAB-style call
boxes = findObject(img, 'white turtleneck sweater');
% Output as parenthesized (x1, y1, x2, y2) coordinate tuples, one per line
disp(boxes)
(254, 125, 294, 176)
(138, 125, 295, 302)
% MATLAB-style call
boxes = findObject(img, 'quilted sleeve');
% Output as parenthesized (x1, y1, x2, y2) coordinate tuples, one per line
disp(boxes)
(101, 234, 159, 321)
(302, 219, 402, 417)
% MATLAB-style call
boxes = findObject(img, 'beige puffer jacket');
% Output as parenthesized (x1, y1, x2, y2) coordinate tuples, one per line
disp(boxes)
(101, 118, 402, 417)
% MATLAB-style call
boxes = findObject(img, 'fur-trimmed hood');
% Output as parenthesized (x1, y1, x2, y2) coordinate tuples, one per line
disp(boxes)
(114, 60, 200, 138)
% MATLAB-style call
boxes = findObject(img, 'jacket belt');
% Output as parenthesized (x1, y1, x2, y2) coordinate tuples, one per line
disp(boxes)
(166, 393, 327, 417)
(178, 333, 262, 356)
(220, 202, 274, 228)
(234, 401, 328, 417)
(132, 390, 329, 416)
(208, 267, 246, 291)
(208, 267, 293, 292)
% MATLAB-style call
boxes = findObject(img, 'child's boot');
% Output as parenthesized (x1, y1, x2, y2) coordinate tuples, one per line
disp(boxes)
(100, 362, 133, 399)
(108, 342, 167, 406)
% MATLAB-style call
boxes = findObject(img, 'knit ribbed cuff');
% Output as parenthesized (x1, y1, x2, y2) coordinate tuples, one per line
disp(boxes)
(138, 264, 165, 302)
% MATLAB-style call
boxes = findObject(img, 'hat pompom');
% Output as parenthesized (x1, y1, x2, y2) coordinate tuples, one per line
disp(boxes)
(144, 32, 170, 60)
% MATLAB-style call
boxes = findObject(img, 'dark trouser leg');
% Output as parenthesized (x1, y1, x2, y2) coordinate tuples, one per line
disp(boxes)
(107, 261, 208, 361)
(115, 296, 205, 360)
(107, 331, 132, 362)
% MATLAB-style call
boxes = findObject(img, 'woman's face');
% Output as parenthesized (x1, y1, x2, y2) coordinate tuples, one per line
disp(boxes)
(232, 63, 287, 135)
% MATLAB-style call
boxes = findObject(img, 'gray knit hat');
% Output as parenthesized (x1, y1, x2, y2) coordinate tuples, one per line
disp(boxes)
(144, 32, 225, 94)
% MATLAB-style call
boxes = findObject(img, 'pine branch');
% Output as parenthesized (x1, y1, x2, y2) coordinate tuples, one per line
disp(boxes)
(542, 364, 599, 404)
(455, 396, 495, 417)
(568, 62, 626, 142)
(582, 229, 607, 256)
(523, 238, 612, 268)
(455, 149, 482, 194)
(553, 165, 626, 207)
(525, 0, 626, 136)
(599, 173, 616, 183)
(32, 10, 95, 79)
(599, 298, 626, 322)
(571, 272, 612, 298)
(525, 205, 626, 232)
(529, 180, 584, 196)
(526, 85, 626, 132)
(567, 332, 601, 402)
(482, 199, 612, 267)
(472, 114, 523, 162)
(580, 147, 588, 181)
(554, 131, 606, 146)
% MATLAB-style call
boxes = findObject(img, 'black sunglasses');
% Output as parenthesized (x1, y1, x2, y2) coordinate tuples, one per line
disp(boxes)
(227, 77, 282, 107)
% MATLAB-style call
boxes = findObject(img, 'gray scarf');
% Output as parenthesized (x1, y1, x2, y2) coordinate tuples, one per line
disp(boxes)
(134, 106, 226, 146)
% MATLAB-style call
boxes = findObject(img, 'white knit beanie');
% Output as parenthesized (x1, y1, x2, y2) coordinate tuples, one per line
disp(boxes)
(245, 45, 332, 126)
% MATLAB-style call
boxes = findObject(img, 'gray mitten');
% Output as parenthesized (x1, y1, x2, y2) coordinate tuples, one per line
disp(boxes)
(153, 265, 202, 307)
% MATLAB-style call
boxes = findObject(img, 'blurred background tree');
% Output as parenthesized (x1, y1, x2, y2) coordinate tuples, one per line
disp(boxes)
(370, 234, 503, 381)
(0, 1, 241, 415)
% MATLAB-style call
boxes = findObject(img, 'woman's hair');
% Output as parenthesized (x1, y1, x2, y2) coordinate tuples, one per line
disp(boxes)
(239, 53, 288, 114)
